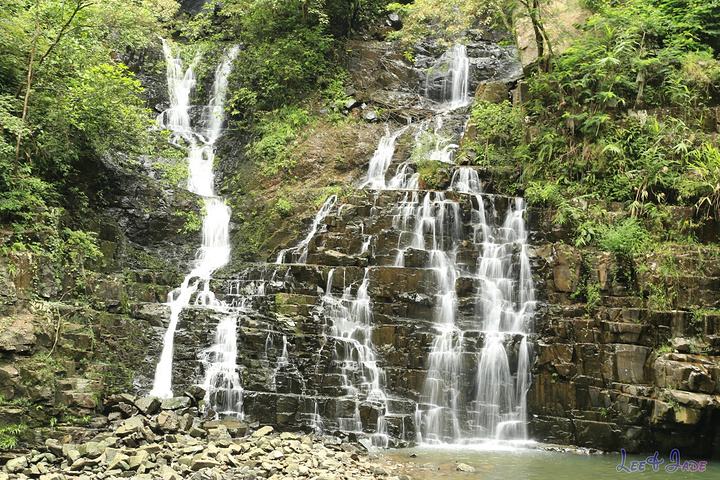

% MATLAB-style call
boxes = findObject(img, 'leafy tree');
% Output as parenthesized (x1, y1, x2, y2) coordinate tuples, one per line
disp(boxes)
(0, 0, 177, 249)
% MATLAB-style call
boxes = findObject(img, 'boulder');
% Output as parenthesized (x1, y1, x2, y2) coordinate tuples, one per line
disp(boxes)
(134, 396, 161, 415)
(157, 410, 180, 432)
(0, 316, 36, 353)
(475, 81, 509, 104)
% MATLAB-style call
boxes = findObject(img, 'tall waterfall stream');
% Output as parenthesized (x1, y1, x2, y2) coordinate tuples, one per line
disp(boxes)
(150, 42, 242, 417)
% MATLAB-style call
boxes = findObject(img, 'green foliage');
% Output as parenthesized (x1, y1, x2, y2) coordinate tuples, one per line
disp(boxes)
(597, 218, 651, 257)
(0, 0, 173, 258)
(387, 0, 496, 47)
(410, 130, 454, 163)
(467, 100, 525, 166)
(416, 160, 451, 190)
(585, 282, 601, 315)
(173, 209, 202, 236)
(61, 63, 153, 154)
(59, 228, 102, 265)
(0, 423, 28, 450)
(507, 0, 720, 247)
(275, 196, 294, 218)
(679, 142, 720, 219)
(525, 181, 562, 207)
(647, 282, 674, 310)
(249, 105, 311, 176)
(154, 160, 190, 186)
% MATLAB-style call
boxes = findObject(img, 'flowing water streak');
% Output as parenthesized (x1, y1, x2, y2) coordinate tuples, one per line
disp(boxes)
(319, 269, 390, 440)
(362, 124, 410, 190)
(276, 195, 338, 264)
(425, 43, 470, 110)
(411, 164, 535, 443)
(150, 43, 239, 399)
(470, 194, 535, 441)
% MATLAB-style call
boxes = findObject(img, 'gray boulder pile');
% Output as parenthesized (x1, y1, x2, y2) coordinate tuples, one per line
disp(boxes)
(2, 391, 412, 480)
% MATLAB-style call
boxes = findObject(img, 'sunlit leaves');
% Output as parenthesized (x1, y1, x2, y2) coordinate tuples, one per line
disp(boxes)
(387, 0, 497, 47)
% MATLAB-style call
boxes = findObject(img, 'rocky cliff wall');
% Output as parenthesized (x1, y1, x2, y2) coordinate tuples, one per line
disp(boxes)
(529, 207, 720, 456)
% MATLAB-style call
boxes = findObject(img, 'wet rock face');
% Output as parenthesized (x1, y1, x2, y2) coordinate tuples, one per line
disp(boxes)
(148, 196, 720, 455)
(345, 37, 521, 114)
(416, 39, 522, 104)
(94, 152, 202, 275)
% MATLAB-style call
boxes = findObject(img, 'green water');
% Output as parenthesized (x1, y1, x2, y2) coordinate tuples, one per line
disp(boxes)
(380, 443, 720, 480)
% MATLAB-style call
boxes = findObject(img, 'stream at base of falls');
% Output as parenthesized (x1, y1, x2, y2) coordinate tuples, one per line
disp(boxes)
(381, 445, 720, 480)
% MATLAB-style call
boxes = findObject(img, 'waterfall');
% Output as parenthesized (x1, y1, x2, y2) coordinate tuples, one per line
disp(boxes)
(413, 168, 535, 443)
(319, 268, 391, 445)
(150, 42, 240, 401)
(471, 197, 535, 440)
(425, 43, 470, 109)
(152, 41, 532, 446)
(361, 124, 410, 190)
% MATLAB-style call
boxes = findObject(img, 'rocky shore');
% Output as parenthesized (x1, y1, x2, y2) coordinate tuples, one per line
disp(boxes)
(1, 391, 412, 480)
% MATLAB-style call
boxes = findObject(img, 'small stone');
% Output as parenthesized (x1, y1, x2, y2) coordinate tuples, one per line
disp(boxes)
(45, 438, 63, 457)
(252, 425, 274, 438)
(6, 455, 28, 473)
(115, 415, 144, 436)
(84, 441, 104, 458)
(107, 452, 130, 471)
(160, 396, 191, 410)
(161, 465, 182, 480)
(129, 450, 150, 469)
(157, 410, 180, 433)
(362, 109, 379, 123)
(183, 386, 206, 403)
(64, 448, 81, 463)
(116, 401, 137, 417)
(456, 463, 475, 472)
(279, 432, 298, 441)
(39, 474, 66, 480)
(107, 411, 122, 422)
(141, 443, 162, 455)
(191, 457, 220, 471)
(188, 425, 206, 438)
(207, 424, 232, 443)
(70, 458, 87, 471)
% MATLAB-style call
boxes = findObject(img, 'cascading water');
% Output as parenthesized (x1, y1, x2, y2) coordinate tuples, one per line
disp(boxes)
(319, 269, 392, 446)
(425, 43, 471, 110)
(414, 169, 535, 443)
(356, 42, 534, 444)
(150, 42, 240, 407)
(365, 42, 470, 191)
(471, 196, 535, 441)
(167, 41, 531, 446)
(361, 124, 410, 190)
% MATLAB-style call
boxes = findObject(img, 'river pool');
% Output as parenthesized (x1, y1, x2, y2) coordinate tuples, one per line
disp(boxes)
(379, 442, 720, 479)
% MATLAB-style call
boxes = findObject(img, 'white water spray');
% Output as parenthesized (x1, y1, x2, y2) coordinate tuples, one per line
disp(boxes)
(150, 42, 239, 399)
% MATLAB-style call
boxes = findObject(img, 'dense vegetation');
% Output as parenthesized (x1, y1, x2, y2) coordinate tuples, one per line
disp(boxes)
(458, 0, 720, 253)
(0, 0, 177, 264)
(0, 0, 391, 264)
(2, 0, 719, 266)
